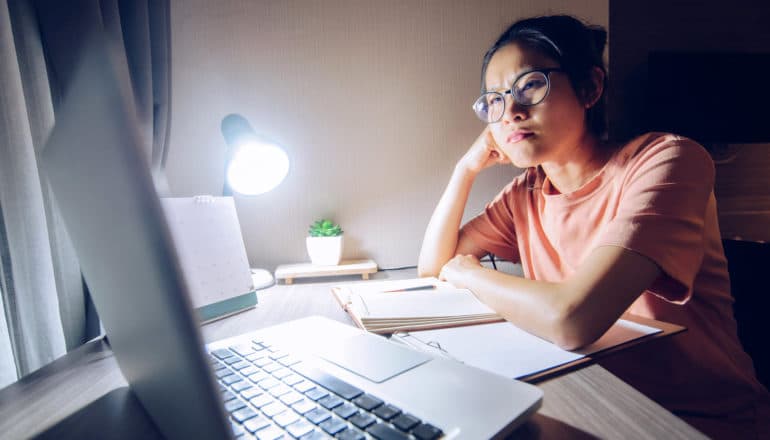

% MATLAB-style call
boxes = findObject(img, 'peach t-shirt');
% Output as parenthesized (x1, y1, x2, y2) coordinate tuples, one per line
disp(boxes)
(464, 132, 769, 438)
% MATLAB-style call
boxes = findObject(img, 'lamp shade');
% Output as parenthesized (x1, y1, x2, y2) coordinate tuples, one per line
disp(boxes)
(220, 114, 289, 196)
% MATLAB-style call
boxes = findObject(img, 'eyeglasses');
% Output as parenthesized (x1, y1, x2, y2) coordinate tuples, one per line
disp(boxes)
(472, 68, 564, 123)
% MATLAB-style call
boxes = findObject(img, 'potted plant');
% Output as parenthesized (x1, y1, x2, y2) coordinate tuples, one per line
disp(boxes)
(306, 219, 344, 265)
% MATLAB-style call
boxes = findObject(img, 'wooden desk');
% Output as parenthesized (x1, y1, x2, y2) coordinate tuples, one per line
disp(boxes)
(0, 269, 706, 439)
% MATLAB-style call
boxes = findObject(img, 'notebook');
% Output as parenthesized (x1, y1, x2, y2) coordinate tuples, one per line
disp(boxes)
(41, 37, 543, 439)
(331, 278, 504, 333)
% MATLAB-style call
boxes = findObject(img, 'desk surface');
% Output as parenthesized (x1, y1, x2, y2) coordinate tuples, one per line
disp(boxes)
(0, 268, 706, 439)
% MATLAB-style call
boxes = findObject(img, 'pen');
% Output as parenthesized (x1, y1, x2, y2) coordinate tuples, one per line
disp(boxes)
(382, 285, 436, 293)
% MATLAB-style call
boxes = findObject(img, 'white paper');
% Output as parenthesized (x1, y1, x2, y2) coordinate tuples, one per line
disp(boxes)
(355, 290, 496, 319)
(395, 318, 660, 379)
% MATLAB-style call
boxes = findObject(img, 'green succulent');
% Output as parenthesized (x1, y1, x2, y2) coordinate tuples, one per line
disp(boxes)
(308, 219, 343, 237)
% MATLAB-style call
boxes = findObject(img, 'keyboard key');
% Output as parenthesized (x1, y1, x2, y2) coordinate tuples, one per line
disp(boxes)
(255, 424, 285, 440)
(216, 368, 235, 379)
(230, 420, 245, 437)
(291, 399, 316, 415)
(224, 398, 247, 413)
(349, 412, 376, 430)
(337, 428, 366, 440)
(353, 394, 383, 411)
(304, 388, 328, 401)
(241, 366, 260, 376)
(232, 360, 252, 370)
(242, 387, 264, 400)
(250, 393, 275, 408)
(268, 384, 293, 398)
(212, 361, 227, 371)
(272, 367, 293, 379)
(243, 415, 271, 433)
(246, 350, 269, 362)
(278, 355, 302, 367)
(305, 407, 332, 425)
(222, 374, 243, 386)
(392, 414, 420, 432)
(285, 419, 315, 438)
(232, 406, 259, 423)
(269, 350, 290, 360)
(225, 356, 243, 365)
(283, 374, 304, 386)
(294, 380, 315, 393)
(232, 381, 253, 392)
(292, 364, 363, 400)
(318, 394, 344, 410)
(275, 411, 300, 428)
(412, 423, 443, 440)
(299, 430, 327, 440)
(248, 371, 270, 384)
(254, 357, 273, 368)
(366, 423, 410, 440)
(332, 402, 358, 419)
(263, 362, 283, 374)
(231, 344, 257, 357)
(218, 383, 227, 393)
(221, 390, 237, 402)
(319, 417, 347, 435)
(261, 401, 288, 418)
(212, 348, 235, 360)
(279, 391, 304, 406)
(258, 377, 281, 390)
(372, 404, 401, 421)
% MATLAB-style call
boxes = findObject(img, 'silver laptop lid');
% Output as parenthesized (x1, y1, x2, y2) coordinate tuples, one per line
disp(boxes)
(41, 38, 232, 439)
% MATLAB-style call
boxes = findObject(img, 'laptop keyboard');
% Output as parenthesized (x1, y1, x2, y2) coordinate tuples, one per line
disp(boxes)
(210, 337, 444, 440)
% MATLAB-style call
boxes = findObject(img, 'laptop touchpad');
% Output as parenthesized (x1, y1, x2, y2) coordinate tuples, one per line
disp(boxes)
(317, 333, 431, 383)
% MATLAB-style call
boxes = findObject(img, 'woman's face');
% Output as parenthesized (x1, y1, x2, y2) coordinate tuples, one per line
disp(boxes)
(484, 43, 589, 168)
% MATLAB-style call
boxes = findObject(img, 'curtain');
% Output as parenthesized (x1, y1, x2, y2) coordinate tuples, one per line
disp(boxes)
(0, 0, 171, 388)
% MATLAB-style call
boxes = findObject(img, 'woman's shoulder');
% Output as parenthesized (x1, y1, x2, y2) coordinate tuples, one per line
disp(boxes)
(609, 132, 715, 185)
(613, 131, 713, 169)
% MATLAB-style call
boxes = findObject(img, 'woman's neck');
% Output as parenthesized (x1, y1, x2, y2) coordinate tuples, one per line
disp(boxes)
(540, 133, 612, 195)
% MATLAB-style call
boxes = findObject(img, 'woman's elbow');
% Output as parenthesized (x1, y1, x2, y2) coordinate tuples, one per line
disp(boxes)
(417, 263, 439, 278)
(547, 310, 601, 351)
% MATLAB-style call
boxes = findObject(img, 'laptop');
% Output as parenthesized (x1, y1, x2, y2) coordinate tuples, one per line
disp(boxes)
(41, 38, 542, 440)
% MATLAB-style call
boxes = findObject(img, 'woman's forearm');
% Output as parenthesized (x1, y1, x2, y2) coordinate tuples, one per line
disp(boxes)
(417, 165, 477, 277)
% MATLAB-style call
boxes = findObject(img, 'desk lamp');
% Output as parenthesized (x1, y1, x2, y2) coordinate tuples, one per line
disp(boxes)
(221, 113, 289, 288)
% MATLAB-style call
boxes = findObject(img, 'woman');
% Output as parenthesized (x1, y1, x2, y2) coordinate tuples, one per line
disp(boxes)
(418, 15, 769, 439)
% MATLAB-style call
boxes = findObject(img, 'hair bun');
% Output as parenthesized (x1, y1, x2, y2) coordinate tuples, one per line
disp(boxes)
(589, 26, 607, 56)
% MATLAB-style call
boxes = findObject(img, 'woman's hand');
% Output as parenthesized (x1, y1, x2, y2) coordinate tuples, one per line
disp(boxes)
(438, 254, 483, 288)
(457, 126, 510, 176)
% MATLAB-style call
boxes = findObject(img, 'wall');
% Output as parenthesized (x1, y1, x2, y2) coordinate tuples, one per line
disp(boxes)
(608, 0, 770, 241)
(166, 0, 608, 270)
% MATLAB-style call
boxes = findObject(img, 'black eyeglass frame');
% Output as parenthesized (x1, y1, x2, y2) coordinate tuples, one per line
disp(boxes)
(473, 67, 565, 123)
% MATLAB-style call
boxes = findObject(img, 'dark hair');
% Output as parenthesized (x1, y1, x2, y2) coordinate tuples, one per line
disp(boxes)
(481, 15, 608, 139)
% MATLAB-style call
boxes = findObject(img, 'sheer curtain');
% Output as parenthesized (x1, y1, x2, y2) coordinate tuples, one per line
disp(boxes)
(0, 0, 171, 388)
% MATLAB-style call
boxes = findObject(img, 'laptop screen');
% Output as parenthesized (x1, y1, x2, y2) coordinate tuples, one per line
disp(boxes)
(41, 38, 232, 439)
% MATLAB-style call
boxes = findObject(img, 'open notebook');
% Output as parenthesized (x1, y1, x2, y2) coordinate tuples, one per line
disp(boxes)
(332, 278, 685, 382)
(330, 278, 503, 333)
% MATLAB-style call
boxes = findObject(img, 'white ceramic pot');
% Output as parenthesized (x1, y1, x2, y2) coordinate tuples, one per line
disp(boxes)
(306, 235, 343, 265)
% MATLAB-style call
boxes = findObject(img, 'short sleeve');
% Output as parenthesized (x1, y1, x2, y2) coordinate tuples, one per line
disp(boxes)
(598, 135, 715, 304)
(462, 180, 521, 263)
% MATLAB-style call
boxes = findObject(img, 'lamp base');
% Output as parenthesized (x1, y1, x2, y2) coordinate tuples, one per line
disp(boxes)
(251, 268, 275, 290)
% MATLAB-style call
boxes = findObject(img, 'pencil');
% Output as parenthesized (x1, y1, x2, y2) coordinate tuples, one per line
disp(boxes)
(382, 285, 436, 293)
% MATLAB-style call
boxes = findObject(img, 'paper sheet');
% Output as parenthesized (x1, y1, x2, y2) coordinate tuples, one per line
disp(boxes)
(393, 319, 660, 379)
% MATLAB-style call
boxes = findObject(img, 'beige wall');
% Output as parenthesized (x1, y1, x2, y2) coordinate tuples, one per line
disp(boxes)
(166, 0, 608, 270)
